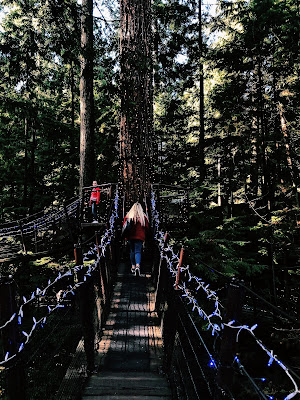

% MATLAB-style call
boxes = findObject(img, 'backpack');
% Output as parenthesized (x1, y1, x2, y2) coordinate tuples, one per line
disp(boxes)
(121, 218, 133, 238)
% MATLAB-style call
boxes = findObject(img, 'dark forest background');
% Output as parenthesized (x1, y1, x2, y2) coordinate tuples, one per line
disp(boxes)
(1, 0, 299, 278)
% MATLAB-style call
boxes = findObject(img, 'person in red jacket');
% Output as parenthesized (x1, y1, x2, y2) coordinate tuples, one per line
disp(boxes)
(89, 181, 101, 222)
(123, 202, 149, 276)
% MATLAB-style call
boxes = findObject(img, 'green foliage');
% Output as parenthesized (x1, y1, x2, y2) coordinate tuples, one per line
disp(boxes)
(0, 0, 119, 220)
(0, 0, 299, 285)
(11, 255, 75, 303)
(184, 212, 267, 279)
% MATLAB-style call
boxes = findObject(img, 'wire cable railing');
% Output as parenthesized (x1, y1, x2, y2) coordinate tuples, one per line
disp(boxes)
(150, 187, 300, 400)
(0, 187, 119, 368)
(0, 197, 80, 238)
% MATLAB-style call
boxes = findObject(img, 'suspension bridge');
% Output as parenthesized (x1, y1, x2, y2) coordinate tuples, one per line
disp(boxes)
(0, 185, 299, 400)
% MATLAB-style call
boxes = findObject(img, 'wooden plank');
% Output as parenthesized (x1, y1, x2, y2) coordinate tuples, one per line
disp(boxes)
(83, 372, 171, 396)
(82, 396, 171, 400)
(81, 222, 106, 228)
(60, 261, 172, 400)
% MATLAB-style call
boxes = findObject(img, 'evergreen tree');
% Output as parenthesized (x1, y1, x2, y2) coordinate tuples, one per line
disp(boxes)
(119, 0, 153, 202)
(0, 0, 81, 217)
(79, 0, 95, 192)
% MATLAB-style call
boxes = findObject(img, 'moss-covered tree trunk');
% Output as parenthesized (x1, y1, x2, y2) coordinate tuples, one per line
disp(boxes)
(198, 0, 205, 181)
(119, 0, 153, 204)
(79, 0, 95, 194)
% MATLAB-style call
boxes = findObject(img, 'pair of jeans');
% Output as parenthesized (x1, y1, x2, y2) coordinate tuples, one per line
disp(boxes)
(91, 201, 98, 220)
(128, 239, 143, 266)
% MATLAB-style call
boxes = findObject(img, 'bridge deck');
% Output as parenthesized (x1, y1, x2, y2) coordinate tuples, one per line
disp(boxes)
(81, 262, 172, 399)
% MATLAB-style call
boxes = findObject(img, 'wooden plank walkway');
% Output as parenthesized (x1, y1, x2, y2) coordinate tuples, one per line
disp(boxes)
(81, 262, 172, 399)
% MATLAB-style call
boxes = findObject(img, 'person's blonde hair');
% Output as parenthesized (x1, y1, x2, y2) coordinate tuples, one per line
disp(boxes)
(126, 202, 146, 226)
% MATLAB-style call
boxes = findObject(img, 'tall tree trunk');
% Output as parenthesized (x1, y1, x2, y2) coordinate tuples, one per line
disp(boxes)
(228, 150, 236, 218)
(153, 11, 159, 182)
(217, 157, 221, 207)
(257, 58, 270, 210)
(249, 61, 258, 199)
(119, 0, 153, 204)
(70, 61, 77, 172)
(23, 117, 29, 208)
(198, 0, 205, 181)
(272, 70, 282, 185)
(71, 61, 75, 129)
(249, 127, 258, 198)
(79, 0, 95, 194)
(278, 103, 299, 206)
(29, 124, 36, 213)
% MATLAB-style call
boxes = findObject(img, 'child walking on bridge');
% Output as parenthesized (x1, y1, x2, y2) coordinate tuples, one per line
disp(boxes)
(122, 202, 149, 276)
(89, 180, 101, 222)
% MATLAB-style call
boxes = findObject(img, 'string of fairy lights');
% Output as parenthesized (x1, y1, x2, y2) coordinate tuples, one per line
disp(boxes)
(150, 188, 300, 400)
(1, 187, 299, 398)
(0, 198, 80, 238)
(0, 188, 119, 368)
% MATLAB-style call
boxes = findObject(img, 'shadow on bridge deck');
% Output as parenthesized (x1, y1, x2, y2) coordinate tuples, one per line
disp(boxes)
(80, 262, 172, 400)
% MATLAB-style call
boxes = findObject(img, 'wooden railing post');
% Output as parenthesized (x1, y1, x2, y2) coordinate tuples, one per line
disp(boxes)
(33, 223, 38, 253)
(155, 233, 169, 311)
(217, 279, 244, 389)
(0, 276, 26, 400)
(153, 233, 179, 372)
(95, 231, 100, 257)
(74, 244, 95, 374)
(100, 248, 110, 306)
(52, 217, 56, 248)
(95, 234, 107, 307)
(103, 227, 111, 296)
(162, 274, 179, 373)
(174, 247, 184, 290)
(18, 221, 27, 254)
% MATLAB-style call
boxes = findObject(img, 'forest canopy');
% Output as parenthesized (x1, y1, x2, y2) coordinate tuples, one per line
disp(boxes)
(0, 0, 299, 215)
(0, 0, 299, 274)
